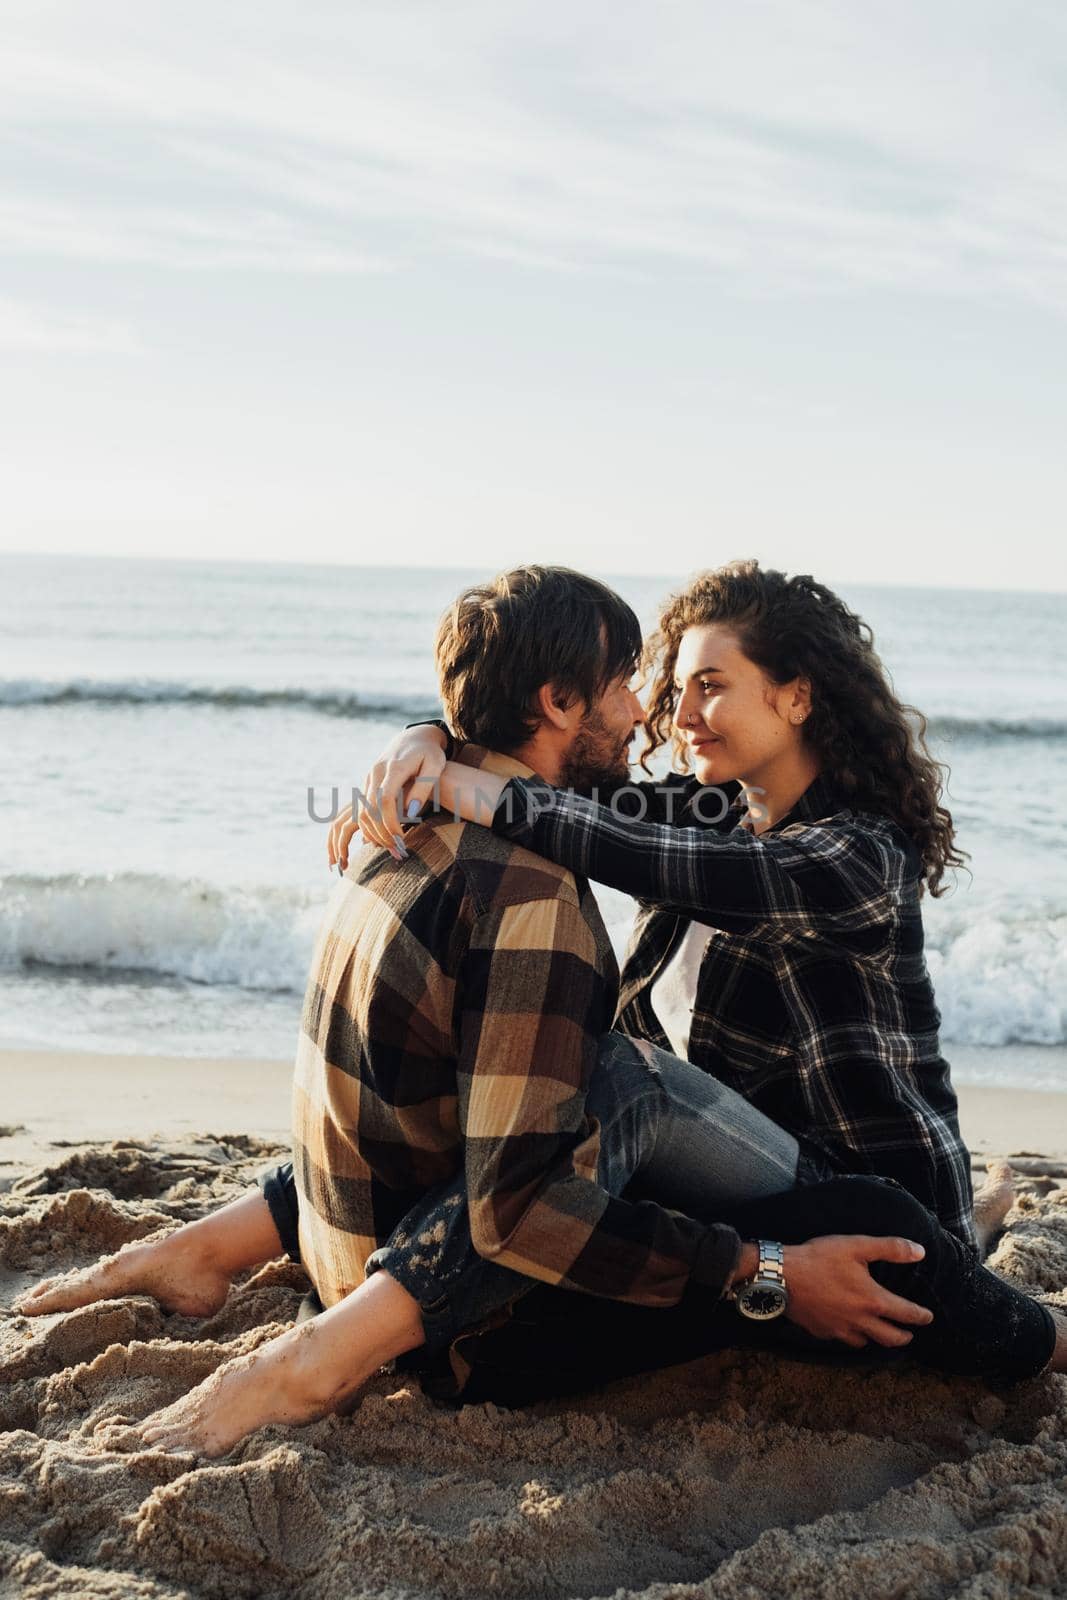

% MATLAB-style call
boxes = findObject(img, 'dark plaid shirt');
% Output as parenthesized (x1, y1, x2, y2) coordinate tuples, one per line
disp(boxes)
(491, 768, 977, 1250)
(291, 746, 743, 1313)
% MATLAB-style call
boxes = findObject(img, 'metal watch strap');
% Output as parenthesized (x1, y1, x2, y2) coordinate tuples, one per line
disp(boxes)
(756, 1239, 786, 1287)
(726, 1238, 785, 1301)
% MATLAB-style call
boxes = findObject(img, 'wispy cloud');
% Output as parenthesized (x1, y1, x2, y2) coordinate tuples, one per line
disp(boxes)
(0, 194, 389, 273)
(1, 1, 1066, 307)
(0, 294, 142, 353)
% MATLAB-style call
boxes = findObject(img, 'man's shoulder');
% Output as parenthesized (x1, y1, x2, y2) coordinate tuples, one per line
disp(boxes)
(418, 813, 589, 916)
(347, 817, 617, 989)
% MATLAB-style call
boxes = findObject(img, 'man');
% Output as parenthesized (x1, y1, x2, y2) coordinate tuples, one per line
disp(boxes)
(14, 567, 1054, 1454)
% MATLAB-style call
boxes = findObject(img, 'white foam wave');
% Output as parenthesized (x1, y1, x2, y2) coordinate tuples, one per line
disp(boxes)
(1, 873, 1063, 1047)
(924, 907, 1067, 1046)
(0, 872, 323, 993)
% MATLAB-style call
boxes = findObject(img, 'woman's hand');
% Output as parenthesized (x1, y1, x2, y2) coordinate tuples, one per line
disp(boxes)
(783, 1234, 934, 1348)
(327, 724, 511, 871)
(328, 726, 447, 869)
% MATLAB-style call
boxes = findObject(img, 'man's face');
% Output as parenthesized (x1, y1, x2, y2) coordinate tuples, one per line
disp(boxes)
(558, 669, 645, 794)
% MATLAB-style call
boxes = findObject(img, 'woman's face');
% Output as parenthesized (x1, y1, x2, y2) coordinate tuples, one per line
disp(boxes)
(671, 623, 807, 787)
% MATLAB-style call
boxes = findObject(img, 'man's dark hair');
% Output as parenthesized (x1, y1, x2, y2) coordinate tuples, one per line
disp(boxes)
(435, 566, 642, 751)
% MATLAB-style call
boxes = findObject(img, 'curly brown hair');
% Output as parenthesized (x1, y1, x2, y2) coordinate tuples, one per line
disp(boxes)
(638, 559, 967, 896)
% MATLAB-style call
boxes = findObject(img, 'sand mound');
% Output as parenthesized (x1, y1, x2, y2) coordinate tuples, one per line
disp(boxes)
(1, 1137, 1065, 1600)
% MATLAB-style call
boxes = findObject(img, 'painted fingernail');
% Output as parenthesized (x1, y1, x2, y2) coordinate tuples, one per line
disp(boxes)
(392, 835, 409, 857)
(406, 800, 422, 819)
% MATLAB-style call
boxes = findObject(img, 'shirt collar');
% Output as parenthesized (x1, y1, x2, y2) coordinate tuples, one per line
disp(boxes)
(766, 770, 847, 832)
(727, 769, 845, 833)
(453, 746, 540, 782)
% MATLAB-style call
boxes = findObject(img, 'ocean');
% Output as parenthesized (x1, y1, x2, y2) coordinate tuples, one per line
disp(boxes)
(2, 553, 1065, 1089)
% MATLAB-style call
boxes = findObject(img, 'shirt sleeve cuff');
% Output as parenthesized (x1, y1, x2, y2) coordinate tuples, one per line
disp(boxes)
(490, 774, 558, 843)
(690, 1223, 744, 1298)
(404, 719, 456, 760)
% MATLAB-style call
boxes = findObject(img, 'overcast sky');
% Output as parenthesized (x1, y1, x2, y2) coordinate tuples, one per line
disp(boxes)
(2, 1, 1066, 590)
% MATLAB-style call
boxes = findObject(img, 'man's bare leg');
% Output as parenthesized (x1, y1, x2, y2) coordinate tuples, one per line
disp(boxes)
(973, 1160, 1016, 1256)
(136, 1268, 424, 1458)
(12, 1187, 285, 1319)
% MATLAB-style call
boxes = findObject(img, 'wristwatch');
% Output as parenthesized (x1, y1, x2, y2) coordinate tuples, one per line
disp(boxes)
(730, 1239, 789, 1321)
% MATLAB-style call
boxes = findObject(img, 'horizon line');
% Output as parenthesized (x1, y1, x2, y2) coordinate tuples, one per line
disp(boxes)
(2, 546, 1064, 600)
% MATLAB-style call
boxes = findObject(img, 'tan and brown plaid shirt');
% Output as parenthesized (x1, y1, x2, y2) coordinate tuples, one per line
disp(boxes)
(292, 747, 740, 1312)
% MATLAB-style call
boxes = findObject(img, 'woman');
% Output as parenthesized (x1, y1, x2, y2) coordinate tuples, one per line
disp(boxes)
(343, 560, 1004, 1252)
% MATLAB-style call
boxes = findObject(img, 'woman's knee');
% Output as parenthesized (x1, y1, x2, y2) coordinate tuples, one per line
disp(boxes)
(825, 1175, 937, 1244)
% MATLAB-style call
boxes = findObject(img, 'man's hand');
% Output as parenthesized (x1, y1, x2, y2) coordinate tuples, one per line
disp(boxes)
(328, 726, 447, 868)
(782, 1234, 934, 1348)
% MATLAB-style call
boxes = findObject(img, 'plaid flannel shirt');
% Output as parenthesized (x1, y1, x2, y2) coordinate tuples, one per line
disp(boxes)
(291, 746, 743, 1314)
(490, 766, 977, 1250)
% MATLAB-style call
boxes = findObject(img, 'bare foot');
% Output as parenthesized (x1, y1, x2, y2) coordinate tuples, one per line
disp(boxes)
(135, 1267, 427, 1458)
(1049, 1308, 1067, 1374)
(12, 1229, 233, 1319)
(974, 1159, 1016, 1255)
(136, 1322, 324, 1458)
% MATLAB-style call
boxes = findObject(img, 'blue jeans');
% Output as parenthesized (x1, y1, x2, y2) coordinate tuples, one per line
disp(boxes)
(362, 1031, 826, 1357)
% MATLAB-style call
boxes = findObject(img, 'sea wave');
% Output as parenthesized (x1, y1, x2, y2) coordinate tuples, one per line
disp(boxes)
(4, 678, 1066, 742)
(923, 714, 1067, 742)
(923, 906, 1067, 1048)
(0, 678, 440, 720)
(0, 872, 323, 994)
(1, 871, 1064, 1047)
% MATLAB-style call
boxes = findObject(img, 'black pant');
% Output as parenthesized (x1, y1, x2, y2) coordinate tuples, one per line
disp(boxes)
(413, 1176, 1056, 1406)
(258, 1164, 1055, 1405)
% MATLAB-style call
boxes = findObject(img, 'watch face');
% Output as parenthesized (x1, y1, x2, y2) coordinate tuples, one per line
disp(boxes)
(736, 1280, 788, 1321)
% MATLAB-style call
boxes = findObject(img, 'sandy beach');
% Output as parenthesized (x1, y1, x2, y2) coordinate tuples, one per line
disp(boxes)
(1, 1047, 1065, 1599)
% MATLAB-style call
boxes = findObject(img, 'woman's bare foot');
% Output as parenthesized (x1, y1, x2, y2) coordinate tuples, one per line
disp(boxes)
(12, 1228, 234, 1319)
(1044, 1307, 1067, 1374)
(136, 1268, 425, 1458)
(974, 1159, 1016, 1255)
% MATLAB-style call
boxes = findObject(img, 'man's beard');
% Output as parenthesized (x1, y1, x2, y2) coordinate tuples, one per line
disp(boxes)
(558, 709, 632, 796)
